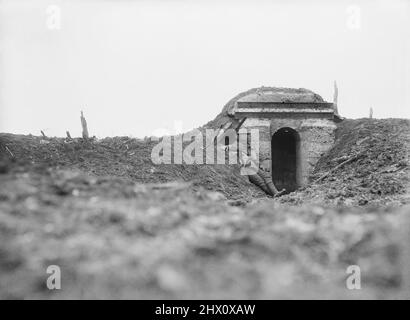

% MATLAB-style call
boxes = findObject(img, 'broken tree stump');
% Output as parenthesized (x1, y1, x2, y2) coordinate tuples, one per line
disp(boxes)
(80, 111, 89, 140)
(41, 130, 47, 138)
(333, 80, 339, 116)
(66, 131, 72, 140)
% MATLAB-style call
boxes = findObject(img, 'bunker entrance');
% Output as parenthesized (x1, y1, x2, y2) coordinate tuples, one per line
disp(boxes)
(271, 128, 300, 192)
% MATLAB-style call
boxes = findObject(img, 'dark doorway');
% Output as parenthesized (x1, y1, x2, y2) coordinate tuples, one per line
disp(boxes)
(271, 128, 299, 192)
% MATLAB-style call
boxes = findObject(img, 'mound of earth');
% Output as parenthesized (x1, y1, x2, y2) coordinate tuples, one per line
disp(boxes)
(1, 115, 409, 299)
(0, 161, 408, 299)
(281, 118, 410, 207)
(0, 134, 265, 201)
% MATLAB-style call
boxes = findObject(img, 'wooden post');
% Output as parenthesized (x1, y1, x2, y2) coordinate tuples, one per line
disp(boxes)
(41, 130, 47, 138)
(66, 131, 72, 140)
(5, 145, 14, 158)
(369, 107, 373, 119)
(81, 111, 89, 140)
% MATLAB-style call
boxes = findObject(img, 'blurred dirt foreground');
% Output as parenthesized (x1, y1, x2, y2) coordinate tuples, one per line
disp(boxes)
(0, 118, 409, 299)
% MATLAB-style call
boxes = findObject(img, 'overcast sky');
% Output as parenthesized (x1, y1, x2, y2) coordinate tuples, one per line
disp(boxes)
(1, 0, 409, 138)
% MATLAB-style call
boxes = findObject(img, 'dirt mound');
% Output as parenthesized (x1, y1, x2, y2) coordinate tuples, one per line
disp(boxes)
(1, 118, 408, 205)
(0, 134, 265, 200)
(281, 119, 410, 207)
(1, 115, 409, 298)
(0, 164, 407, 299)
(1, 119, 409, 299)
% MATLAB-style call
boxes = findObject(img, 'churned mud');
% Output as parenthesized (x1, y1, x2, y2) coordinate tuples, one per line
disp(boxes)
(0, 118, 409, 299)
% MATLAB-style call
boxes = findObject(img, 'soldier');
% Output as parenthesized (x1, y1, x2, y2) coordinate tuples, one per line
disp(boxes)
(239, 149, 286, 197)
(216, 117, 286, 197)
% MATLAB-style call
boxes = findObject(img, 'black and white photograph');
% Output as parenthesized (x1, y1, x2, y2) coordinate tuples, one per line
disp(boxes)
(0, 0, 409, 304)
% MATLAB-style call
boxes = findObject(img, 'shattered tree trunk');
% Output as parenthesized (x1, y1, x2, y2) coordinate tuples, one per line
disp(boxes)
(333, 80, 340, 116)
(80, 111, 89, 140)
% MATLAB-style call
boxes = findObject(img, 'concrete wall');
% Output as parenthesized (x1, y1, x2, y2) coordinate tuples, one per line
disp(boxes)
(241, 117, 336, 188)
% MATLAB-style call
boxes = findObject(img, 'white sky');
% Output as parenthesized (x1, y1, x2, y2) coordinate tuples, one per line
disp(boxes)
(0, 0, 409, 138)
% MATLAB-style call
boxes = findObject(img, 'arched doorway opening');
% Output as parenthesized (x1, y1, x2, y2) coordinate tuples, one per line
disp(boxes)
(271, 127, 300, 192)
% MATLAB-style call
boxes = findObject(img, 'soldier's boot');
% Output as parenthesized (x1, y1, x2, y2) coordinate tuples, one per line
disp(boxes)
(258, 169, 286, 196)
(248, 173, 271, 195)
